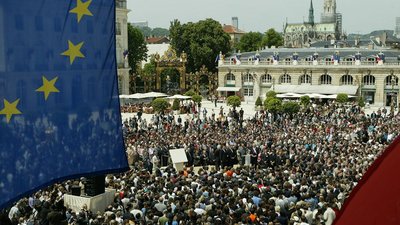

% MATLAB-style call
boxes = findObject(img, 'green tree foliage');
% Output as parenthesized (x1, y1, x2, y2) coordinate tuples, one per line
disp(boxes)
(266, 90, 277, 99)
(236, 32, 263, 52)
(227, 96, 241, 108)
(169, 19, 231, 73)
(142, 55, 156, 76)
(184, 90, 196, 97)
(255, 96, 263, 107)
(137, 26, 169, 38)
(137, 26, 152, 38)
(172, 99, 180, 110)
(357, 96, 366, 107)
(264, 98, 282, 113)
(192, 94, 202, 103)
(300, 95, 311, 106)
(151, 98, 169, 113)
(282, 101, 300, 114)
(151, 27, 170, 37)
(336, 93, 349, 103)
(128, 24, 148, 74)
(261, 28, 284, 48)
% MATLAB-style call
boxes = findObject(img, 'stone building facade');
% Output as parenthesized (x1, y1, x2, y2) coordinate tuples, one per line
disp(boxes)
(218, 49, 400, 107)
(116, 0, 130, 95)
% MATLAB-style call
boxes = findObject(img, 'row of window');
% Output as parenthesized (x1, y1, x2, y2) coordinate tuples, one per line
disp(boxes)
(226, 73, 399, 86)
(246, 57, 379, 62)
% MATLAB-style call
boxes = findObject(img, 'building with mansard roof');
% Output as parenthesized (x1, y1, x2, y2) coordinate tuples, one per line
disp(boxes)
(284, 0, 344, 48)
(217, 48, 400, 107)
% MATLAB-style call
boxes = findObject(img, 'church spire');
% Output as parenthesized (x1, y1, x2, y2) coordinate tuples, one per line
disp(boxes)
(308, 0, 314, 25)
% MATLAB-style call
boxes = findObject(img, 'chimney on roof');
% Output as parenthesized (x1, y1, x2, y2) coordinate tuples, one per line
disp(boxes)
(232, 17, 238, 29)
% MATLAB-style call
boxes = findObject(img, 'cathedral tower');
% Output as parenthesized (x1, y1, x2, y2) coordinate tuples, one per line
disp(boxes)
(321, 0, 336, 23)
(308, 0, 314, 25)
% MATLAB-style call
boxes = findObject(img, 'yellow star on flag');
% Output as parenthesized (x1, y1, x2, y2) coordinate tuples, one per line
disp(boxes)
(61, 40, 85, 64)
(69, 0, 93, 23)
(0, 99, 22, 123)
(36, 76, 60, 100)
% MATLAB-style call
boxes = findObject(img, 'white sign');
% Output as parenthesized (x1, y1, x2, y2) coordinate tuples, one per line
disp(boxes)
(169, 148, 188, 164)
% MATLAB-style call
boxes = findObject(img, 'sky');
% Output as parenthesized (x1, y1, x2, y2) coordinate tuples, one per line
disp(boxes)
(127, 0, 400, 34)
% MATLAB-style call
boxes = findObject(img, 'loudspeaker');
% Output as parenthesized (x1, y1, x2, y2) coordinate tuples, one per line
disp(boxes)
(71, 186, 81, 196)
(84, 175, 105, 196)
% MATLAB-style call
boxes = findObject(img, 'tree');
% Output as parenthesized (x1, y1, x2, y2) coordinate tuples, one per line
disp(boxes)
(357, 96, 366, 107)
(192, 94, 202, 104)
(255, 96, 263, 107)
(169, 19, 231, 73)
(236, 32, 263, 52)
(151, 98, 169, 113)
(282, 101, 300, 114)
(151, 27, 170, 37)
(300, 95, 311, 106)
(336, 93, 349, 103)
(139, 55, 156, 92)
(172, 99, 180, 110)
(264, 98, 282, 113)
(128, 24, 148, 74)
(227, 96, 241, 108)
(184, 90, 196, 97)
(137, 26, 152, 38)
(261, 28, 284, 48)
(266, 90, 277, 99)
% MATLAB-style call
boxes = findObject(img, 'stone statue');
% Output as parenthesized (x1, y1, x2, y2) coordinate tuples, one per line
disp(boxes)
(181, 51, 187, 63)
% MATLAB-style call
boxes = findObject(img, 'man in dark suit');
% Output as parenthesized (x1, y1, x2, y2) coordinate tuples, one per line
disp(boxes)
(250, 145, 259, 169)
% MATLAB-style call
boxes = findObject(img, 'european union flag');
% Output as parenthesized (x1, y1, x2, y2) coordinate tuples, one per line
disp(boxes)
(0, 0, 129, 209)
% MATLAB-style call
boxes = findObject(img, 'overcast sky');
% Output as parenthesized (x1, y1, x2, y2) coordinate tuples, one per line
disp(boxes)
(127, 0, 400, 34)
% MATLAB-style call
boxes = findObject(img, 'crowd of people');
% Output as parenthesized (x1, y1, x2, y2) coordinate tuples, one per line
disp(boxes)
(1, 101, 399, 225)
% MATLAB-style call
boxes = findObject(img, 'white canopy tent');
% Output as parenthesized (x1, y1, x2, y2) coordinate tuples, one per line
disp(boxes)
(141, 92, 168, 98)
(166, 94, 192, 100)
(216, 87, 241, 92)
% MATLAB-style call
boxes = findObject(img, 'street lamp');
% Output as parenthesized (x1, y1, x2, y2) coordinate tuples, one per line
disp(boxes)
(166, 75, 171, 94)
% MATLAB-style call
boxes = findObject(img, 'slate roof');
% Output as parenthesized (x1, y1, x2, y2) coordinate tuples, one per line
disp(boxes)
(231, 48, 400, 62)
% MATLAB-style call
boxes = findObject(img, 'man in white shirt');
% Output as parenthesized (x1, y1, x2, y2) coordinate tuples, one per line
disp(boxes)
(323, 203, 336, 225)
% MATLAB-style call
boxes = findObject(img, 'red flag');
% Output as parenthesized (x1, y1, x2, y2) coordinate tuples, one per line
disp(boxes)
(334, 136, 400, 225)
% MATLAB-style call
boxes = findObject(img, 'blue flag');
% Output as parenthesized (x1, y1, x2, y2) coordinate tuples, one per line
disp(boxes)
(0, 0, 129, 209)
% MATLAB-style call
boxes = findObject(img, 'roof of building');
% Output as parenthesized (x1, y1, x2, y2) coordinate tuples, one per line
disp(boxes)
(223, 25, 246, 34)
(232, 48, 400, 61)
(146, 37, 170, 44)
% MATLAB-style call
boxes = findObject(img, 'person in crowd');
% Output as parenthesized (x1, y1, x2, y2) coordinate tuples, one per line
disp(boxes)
(3, 101, 399, 225)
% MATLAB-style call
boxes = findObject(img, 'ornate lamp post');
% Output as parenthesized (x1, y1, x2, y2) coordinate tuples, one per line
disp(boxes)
(166, 75, 171, 94)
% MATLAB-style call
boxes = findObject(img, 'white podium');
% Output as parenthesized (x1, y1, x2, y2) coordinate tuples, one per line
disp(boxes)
(64, 188, 116, 213)
(169, 148, 188, 172)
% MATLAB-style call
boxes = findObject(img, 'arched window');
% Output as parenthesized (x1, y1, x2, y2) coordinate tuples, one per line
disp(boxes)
(243, 73, 253, 84)
(363, 75, 375, 86)
(280, 74, 291, 84)
(385, 75, 399, 86)
(320, 74, 332, 85)
(226, 73, 236, 85)
(300, 74, 312, 84)
(261, 74, 272, 84)
(340, 75, 353, 85)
